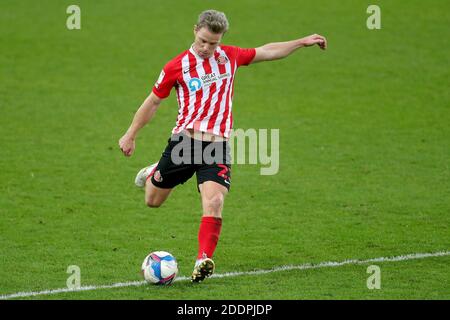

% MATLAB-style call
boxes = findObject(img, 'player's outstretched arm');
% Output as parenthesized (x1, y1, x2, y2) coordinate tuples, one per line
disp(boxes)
(252, 34, 327, 64)
(118, 92, 162, 157)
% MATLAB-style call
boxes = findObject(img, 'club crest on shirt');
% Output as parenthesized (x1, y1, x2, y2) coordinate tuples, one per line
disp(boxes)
(216, 55, 229, 65)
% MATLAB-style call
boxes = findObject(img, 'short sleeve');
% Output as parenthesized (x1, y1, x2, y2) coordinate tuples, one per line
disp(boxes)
(152, 63, 178, 99)
(236, 47, 256, 67)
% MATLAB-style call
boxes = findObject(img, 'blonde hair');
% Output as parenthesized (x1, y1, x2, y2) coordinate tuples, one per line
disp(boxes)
(196, 10, 229, 34)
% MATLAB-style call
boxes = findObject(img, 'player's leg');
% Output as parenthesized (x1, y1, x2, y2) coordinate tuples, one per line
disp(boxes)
(192, 162, 231, 282)
(141, 161, 194, 208)
(135, 134, 195, 208)
(144, 178, 172, 208)
(196, 180, 228, 260)
(135, 162, 173, 208)
(198, 180, 228, 218)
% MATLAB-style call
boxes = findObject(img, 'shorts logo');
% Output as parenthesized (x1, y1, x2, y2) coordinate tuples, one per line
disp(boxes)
(153, 170, 163, 183)
(188, 78, 202, 92)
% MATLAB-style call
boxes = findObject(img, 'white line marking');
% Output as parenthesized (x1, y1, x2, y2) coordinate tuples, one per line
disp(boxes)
(1, 250, 449, 300)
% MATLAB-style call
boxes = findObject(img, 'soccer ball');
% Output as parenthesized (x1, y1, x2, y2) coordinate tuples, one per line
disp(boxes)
(141, 251, 178, 285)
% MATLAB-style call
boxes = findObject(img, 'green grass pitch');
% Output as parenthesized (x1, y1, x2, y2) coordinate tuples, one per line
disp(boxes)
(0, 0, 449, 299)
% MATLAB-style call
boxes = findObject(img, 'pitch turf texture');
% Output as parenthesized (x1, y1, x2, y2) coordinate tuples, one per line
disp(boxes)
(1, 0, 449, 300)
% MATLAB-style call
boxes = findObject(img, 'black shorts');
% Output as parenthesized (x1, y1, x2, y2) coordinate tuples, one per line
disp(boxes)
(150, 133, 231, 191)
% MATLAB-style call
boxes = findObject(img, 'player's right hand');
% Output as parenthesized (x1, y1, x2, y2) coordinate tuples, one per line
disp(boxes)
(118, 134, 135, 157)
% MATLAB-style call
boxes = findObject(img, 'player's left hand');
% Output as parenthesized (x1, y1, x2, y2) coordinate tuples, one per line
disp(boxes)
(301, 34, 327, 50)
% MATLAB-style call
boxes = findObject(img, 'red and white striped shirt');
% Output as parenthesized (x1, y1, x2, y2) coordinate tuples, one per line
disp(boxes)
(152, 45, 256, 138)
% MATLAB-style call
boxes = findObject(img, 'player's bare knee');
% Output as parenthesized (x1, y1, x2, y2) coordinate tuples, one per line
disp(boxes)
(204, 193, 224, 213)
(147, 202, 161, 208)
(145, 196, 162, 208)
(146, 201, 161, 208)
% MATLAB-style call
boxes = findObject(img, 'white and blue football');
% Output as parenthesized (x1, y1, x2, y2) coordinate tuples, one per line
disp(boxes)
(141, 251, 178, 285)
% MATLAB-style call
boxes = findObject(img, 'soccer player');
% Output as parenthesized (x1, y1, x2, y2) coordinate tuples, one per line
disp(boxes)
(119, 9, 326, 282)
